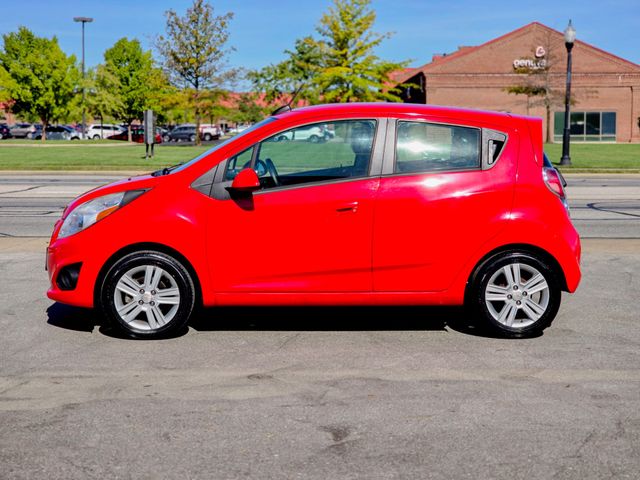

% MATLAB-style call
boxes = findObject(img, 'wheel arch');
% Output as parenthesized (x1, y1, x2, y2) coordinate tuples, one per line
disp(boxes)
(94, 242, 203, 308)
(465, 243, 568, 300)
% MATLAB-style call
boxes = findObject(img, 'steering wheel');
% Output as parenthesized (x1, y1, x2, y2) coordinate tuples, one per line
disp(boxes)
(264, 158, 280, 186)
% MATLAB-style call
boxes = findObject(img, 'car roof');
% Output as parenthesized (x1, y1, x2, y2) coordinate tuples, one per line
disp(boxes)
(273, 102, 514, 125)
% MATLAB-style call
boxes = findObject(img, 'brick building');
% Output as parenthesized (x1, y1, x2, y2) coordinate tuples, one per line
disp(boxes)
(394, 22, 640, 143)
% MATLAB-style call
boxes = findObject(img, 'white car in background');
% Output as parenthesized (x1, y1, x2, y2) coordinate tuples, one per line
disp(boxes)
(86, 124, 125, 140)
(273, 124, 327, 143)
(174, 124, 221, 141)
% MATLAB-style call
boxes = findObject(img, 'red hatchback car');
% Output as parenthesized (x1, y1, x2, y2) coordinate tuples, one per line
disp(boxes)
(47, 103, 581, 338)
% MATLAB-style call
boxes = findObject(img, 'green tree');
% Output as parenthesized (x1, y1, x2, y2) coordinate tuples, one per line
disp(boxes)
(104, 37, 158, 141)
(314, 0, 407, 102)
(156, 0, 237, 145)
(228, 93, 266, 124)
(0, 65, 17, 103)
(0, 27, 78, 140)
(250, 0, 407, 105)
(248, 37, 322, 105)
(82, 65, 125, 133)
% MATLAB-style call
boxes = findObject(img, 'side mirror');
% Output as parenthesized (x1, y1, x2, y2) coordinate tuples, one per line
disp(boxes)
(228, 167, 261, 193)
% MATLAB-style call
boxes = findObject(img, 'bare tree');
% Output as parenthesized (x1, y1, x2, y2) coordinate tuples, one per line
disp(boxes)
(506, 30, 570, 143)
(156, 0, 236, 145)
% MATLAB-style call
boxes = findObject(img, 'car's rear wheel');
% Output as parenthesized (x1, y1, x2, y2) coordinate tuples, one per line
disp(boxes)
(308, 134, 320, 143)
(92, 134, 101, 140)
(189, 134, 196, 142)
(468, 252, 561, 337)
(203, 133, 212, 141)
(99, 251, 195, 339)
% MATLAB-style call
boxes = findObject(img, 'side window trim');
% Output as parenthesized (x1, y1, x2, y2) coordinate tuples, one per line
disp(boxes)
(382, 118, 509, 176)
(211, 117, 387, 200)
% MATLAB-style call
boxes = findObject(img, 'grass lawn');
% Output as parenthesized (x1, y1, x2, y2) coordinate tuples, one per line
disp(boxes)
(543, 143, 640, 171)
(0, 144, 211, 171)
(0, 140, 638, 172)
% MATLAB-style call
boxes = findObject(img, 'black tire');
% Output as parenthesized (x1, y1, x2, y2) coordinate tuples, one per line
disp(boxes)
(308, 135, 320, 143)
(203, 133, 212, 142)
(467, 251, 561, 337)
(189, 134, 196, 142)
(99, 251, 195, 339)
(93, 134, 101, 140)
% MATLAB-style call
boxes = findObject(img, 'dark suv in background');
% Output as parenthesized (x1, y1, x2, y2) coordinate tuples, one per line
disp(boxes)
(0, 124, 11, 139)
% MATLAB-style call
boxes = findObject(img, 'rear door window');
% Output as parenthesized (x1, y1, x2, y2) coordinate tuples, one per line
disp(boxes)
(395, 121, 481, 174)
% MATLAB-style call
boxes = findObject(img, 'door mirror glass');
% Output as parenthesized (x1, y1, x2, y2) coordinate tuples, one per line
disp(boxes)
(229, 168, 261, 192)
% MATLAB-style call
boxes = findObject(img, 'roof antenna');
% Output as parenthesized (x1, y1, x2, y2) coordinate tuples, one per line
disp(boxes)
(270, 83, 305, 116)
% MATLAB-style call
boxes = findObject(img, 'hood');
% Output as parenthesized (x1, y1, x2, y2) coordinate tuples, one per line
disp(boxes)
(61, 174, 161, 219)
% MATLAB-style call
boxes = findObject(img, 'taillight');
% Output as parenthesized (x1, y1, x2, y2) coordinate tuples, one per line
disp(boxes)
(543, 166, 571, 216)
(543, 167, 565, 198)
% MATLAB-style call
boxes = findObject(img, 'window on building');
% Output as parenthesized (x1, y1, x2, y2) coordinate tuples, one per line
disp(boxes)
(554, 111, 616, 142)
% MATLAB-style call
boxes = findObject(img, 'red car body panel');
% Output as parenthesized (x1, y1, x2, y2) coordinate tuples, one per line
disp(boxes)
(47, 103, 581, 309)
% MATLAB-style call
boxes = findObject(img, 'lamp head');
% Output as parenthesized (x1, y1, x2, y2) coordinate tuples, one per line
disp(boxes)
(564, 20, 576, 44)
(73, 17, 94, 23)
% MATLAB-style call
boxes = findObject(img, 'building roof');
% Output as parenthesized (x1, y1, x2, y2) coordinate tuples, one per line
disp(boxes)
(395, 21, 640, 84)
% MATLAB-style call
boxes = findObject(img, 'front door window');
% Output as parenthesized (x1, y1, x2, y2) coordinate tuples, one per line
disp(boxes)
(254, 120, 377, 189)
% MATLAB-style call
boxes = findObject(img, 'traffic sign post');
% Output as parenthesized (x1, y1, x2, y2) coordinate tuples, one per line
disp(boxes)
(144, 110, 155, 159)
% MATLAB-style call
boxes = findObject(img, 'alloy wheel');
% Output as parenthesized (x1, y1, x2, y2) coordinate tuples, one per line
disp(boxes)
(113, 265, 181, 331)
(484, 262, 550, 329)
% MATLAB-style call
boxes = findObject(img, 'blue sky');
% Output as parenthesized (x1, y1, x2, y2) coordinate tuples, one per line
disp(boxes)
(2, 0, 639, 75)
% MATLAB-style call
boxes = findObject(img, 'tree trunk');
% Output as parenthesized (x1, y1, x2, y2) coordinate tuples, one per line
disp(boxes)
(41, 118, 48, 142)
(127, 123, 132, 143)
(545, 104, 552, 144)
(195, 89, 201, 146)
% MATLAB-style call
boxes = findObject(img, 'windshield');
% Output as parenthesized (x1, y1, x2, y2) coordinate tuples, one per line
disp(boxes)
(169, 118, 277, 174)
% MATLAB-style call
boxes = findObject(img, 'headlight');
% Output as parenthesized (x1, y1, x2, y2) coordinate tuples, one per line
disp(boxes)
(58, 190, 146, 239)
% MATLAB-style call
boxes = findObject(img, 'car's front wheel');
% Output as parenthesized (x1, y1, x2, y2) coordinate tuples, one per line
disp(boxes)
(99, 251, 195, 339)
(468, 252, 561, 337)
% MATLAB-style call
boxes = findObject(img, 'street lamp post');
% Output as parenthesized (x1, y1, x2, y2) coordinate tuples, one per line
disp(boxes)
(73, 16, 93, 140)
(560, 20, 576, 166)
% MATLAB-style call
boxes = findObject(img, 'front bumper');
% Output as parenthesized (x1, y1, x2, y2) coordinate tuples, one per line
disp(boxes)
(47, 234, 101, 308)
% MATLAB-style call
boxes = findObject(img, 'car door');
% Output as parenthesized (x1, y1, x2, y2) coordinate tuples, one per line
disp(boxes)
(205, 119, 385, 293)
(373, 118, 516, 292)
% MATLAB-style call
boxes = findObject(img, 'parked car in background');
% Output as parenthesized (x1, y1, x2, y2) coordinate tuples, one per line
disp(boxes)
(228, 124, 251, 135)
(158, 127, 171, 143)
(169, 124, 221, 142)
(46, 103, 581, 339)
(0, 124, 12, 139)
(167, 125, 197, 142)
(107, 126, 162, 144)
(200, 124, 221, 141)
(10, 123, 35, 138)
(273, 123, 327, 143)
(29, 125, 81, 140)
(86, 124, 124, 140)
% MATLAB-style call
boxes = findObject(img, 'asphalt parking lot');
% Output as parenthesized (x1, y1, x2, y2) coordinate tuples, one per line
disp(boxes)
(0, 174, 639, 479)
